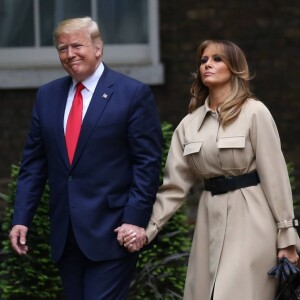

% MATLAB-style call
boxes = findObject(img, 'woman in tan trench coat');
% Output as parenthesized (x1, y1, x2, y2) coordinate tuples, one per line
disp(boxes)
(117, 40, 300, 300)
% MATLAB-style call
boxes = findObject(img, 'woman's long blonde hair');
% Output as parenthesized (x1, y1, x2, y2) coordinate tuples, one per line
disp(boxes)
(189, 40, 253, 126)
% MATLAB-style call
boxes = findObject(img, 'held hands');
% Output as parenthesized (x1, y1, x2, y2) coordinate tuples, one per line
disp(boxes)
(114, 223, 147, 252)
(9, 225, 29, 255)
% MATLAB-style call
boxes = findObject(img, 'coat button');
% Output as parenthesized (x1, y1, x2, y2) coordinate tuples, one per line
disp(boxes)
(68, 176, 72, 181)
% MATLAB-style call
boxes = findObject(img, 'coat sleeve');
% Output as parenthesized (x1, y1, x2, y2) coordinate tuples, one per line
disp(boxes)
(122, 83, 163, 228)
(145, 120, 197, 242)
(249, 100, 300, 249)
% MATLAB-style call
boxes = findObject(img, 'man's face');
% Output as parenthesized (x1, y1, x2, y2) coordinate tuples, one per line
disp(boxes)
(56, 29, 102, 82)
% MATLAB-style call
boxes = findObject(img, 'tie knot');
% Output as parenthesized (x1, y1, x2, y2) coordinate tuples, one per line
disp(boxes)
(76, 82, 85, 93)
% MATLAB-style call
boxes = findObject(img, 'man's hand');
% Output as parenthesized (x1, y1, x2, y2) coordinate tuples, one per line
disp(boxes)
(114, 223, 147, 252)
(9, 225, 29, 255)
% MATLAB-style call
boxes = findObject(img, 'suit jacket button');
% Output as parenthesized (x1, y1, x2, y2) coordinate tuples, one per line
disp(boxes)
(68, 176, 72, 181)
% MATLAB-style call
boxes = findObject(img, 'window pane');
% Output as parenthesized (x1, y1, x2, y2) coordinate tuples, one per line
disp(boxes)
(0, 0, 149, 48)
(97, 0, 148, 44)
(40, 0, 91, 46)
(0, 0, 34, 47)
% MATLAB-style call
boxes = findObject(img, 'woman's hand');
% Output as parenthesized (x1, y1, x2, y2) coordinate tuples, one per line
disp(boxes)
(278, 245, 299, 265)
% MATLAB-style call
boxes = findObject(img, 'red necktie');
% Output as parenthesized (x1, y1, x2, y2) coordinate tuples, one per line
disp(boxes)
(65, 82, 85, 164)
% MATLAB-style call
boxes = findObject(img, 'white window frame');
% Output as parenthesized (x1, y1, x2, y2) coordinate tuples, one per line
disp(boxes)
(0, 0, 164, 88)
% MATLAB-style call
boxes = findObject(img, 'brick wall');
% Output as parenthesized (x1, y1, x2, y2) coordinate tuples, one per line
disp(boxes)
(0, 90, 36, 192)
(152, 0, 300, 199)
(1, 0, 300, 198)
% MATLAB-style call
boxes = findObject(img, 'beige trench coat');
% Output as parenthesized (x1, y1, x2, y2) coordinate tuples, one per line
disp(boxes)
(146, 98, 300, 300)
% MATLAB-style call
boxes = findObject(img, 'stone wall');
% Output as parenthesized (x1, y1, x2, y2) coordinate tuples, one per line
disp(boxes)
(1, 0, 300, 199)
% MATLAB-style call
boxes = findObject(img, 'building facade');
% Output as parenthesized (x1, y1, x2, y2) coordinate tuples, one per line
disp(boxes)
(1, 0, 300, 200)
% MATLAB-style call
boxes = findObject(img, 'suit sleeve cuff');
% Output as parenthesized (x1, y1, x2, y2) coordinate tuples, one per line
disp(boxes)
(122, 206, 151, 228)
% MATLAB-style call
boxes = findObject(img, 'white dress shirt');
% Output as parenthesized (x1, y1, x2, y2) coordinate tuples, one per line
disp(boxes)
(63, 62, 105, 132)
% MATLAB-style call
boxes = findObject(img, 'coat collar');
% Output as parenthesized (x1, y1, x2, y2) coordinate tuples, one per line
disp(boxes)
(197, 98, 216, 131)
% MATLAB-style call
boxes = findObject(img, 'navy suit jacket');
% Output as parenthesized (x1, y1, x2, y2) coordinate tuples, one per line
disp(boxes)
(13, 65, 163, 262)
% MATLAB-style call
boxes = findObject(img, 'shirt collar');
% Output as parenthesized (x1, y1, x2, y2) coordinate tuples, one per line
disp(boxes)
(71, 62, 105, 93)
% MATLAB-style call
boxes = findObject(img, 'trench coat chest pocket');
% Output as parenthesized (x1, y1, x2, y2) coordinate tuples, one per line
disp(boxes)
(183, 141, 203, 156)
(107, 193, 128, 208)
(183, 141, 208, 175)
(218, 136, 247, 170)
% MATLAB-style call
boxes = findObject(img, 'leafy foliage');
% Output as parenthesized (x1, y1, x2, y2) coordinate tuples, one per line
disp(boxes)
(128, 217, 191, 300)
(288, 162, 300, 217)
(0, 122, 193, 300)
(0, 165, 64, 300)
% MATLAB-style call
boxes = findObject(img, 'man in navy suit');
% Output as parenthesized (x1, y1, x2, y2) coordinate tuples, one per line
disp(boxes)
(9, 17, 162, 300)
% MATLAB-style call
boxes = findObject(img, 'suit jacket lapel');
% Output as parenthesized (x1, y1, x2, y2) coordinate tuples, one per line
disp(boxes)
(54, 77, 73, 169)
(71, 67, 114, 167)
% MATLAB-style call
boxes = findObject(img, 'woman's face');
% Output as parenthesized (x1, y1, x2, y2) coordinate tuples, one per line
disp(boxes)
(199, 44, 232, 90)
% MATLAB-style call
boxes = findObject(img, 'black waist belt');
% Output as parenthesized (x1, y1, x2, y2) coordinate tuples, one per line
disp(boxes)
(204, 171, 260, 196)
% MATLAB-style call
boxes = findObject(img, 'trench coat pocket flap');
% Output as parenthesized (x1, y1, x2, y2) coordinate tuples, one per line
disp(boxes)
(183, 142, 203, 156)
(218, 136, 245, 149)
(107, 193, 128, 208)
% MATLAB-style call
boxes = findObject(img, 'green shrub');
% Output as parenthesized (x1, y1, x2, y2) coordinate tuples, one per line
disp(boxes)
(0, 165, 64, 300)
(288, 162, 300, 218)
(0, 122, 193, 300)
